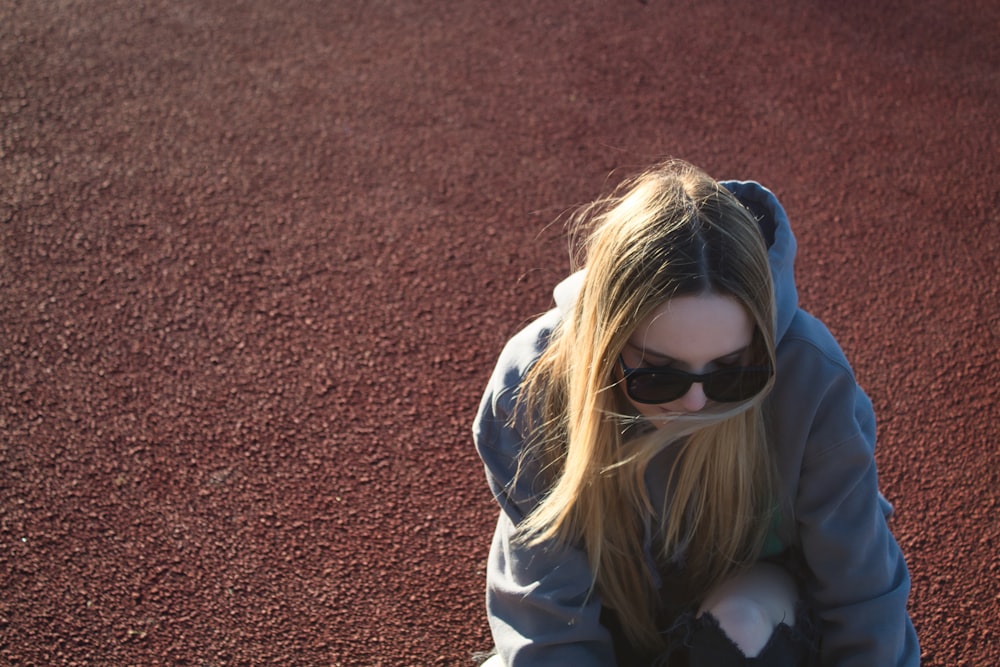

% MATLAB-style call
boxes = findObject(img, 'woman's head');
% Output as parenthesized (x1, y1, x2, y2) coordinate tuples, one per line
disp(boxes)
(620, 292, 762, 419)
(570, 159, 776, 422)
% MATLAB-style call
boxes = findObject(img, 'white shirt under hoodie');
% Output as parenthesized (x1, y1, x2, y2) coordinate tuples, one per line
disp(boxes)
(473, 179, 920, 666)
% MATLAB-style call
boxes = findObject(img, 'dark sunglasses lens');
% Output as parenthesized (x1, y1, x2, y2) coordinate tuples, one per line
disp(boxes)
(704, 368, 772, 402)
(626, 371, 689, 404)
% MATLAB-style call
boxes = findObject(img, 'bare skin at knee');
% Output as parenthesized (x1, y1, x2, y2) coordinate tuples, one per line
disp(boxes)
(698, 563, 798, 657)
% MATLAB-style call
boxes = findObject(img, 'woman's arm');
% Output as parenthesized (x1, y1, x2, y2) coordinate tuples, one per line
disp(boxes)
(775, 313, 920, 666)
(474, 311, 616, 666)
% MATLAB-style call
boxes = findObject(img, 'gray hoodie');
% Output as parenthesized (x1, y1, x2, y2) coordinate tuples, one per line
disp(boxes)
(473, 180, 920, 666)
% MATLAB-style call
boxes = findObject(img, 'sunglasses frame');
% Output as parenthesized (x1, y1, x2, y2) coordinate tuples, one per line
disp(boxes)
(617, 355, 773, 405)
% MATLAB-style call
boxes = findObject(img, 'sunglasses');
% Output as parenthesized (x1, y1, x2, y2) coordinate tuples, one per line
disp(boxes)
(618, 355, 773, 404)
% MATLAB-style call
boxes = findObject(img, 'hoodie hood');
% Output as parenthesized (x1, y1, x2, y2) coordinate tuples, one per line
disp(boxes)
(552, 179, 800, 345)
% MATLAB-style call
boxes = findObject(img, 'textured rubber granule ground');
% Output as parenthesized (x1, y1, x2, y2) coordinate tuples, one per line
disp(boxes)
(1, 1, 997, 665)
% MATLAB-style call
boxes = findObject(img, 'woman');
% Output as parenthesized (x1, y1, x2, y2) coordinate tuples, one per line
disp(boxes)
(473, 160, 919, 666)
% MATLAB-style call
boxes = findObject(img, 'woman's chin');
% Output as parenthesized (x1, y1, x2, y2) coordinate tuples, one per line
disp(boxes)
(644, 409, 684, 426)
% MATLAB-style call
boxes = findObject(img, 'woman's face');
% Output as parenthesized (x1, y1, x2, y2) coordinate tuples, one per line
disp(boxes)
(619, 292, 754, 421)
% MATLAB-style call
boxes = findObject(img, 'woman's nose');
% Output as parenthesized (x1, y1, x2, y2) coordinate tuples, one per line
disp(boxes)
(679, 382, 708, 412)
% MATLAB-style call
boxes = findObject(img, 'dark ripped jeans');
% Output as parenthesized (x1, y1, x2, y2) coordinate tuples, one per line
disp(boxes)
(602, 603, 821, 667)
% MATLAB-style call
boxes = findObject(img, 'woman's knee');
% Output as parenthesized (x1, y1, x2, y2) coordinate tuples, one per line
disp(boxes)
(702, 595, 779, 657)
(698, 563, 798, 658)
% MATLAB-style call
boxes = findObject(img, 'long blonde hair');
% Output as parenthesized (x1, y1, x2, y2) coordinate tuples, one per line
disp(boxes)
(515, 160, 779, 653)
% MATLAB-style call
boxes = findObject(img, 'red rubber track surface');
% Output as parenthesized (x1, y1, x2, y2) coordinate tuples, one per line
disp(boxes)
(2, 1, 997, 665)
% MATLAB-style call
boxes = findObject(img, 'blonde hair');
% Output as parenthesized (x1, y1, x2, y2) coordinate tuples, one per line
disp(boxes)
(515, 160, 779, 653)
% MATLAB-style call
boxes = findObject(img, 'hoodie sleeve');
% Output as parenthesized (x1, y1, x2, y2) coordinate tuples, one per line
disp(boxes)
(473, 311, 616, 666)
(776, 313, 920, 667)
